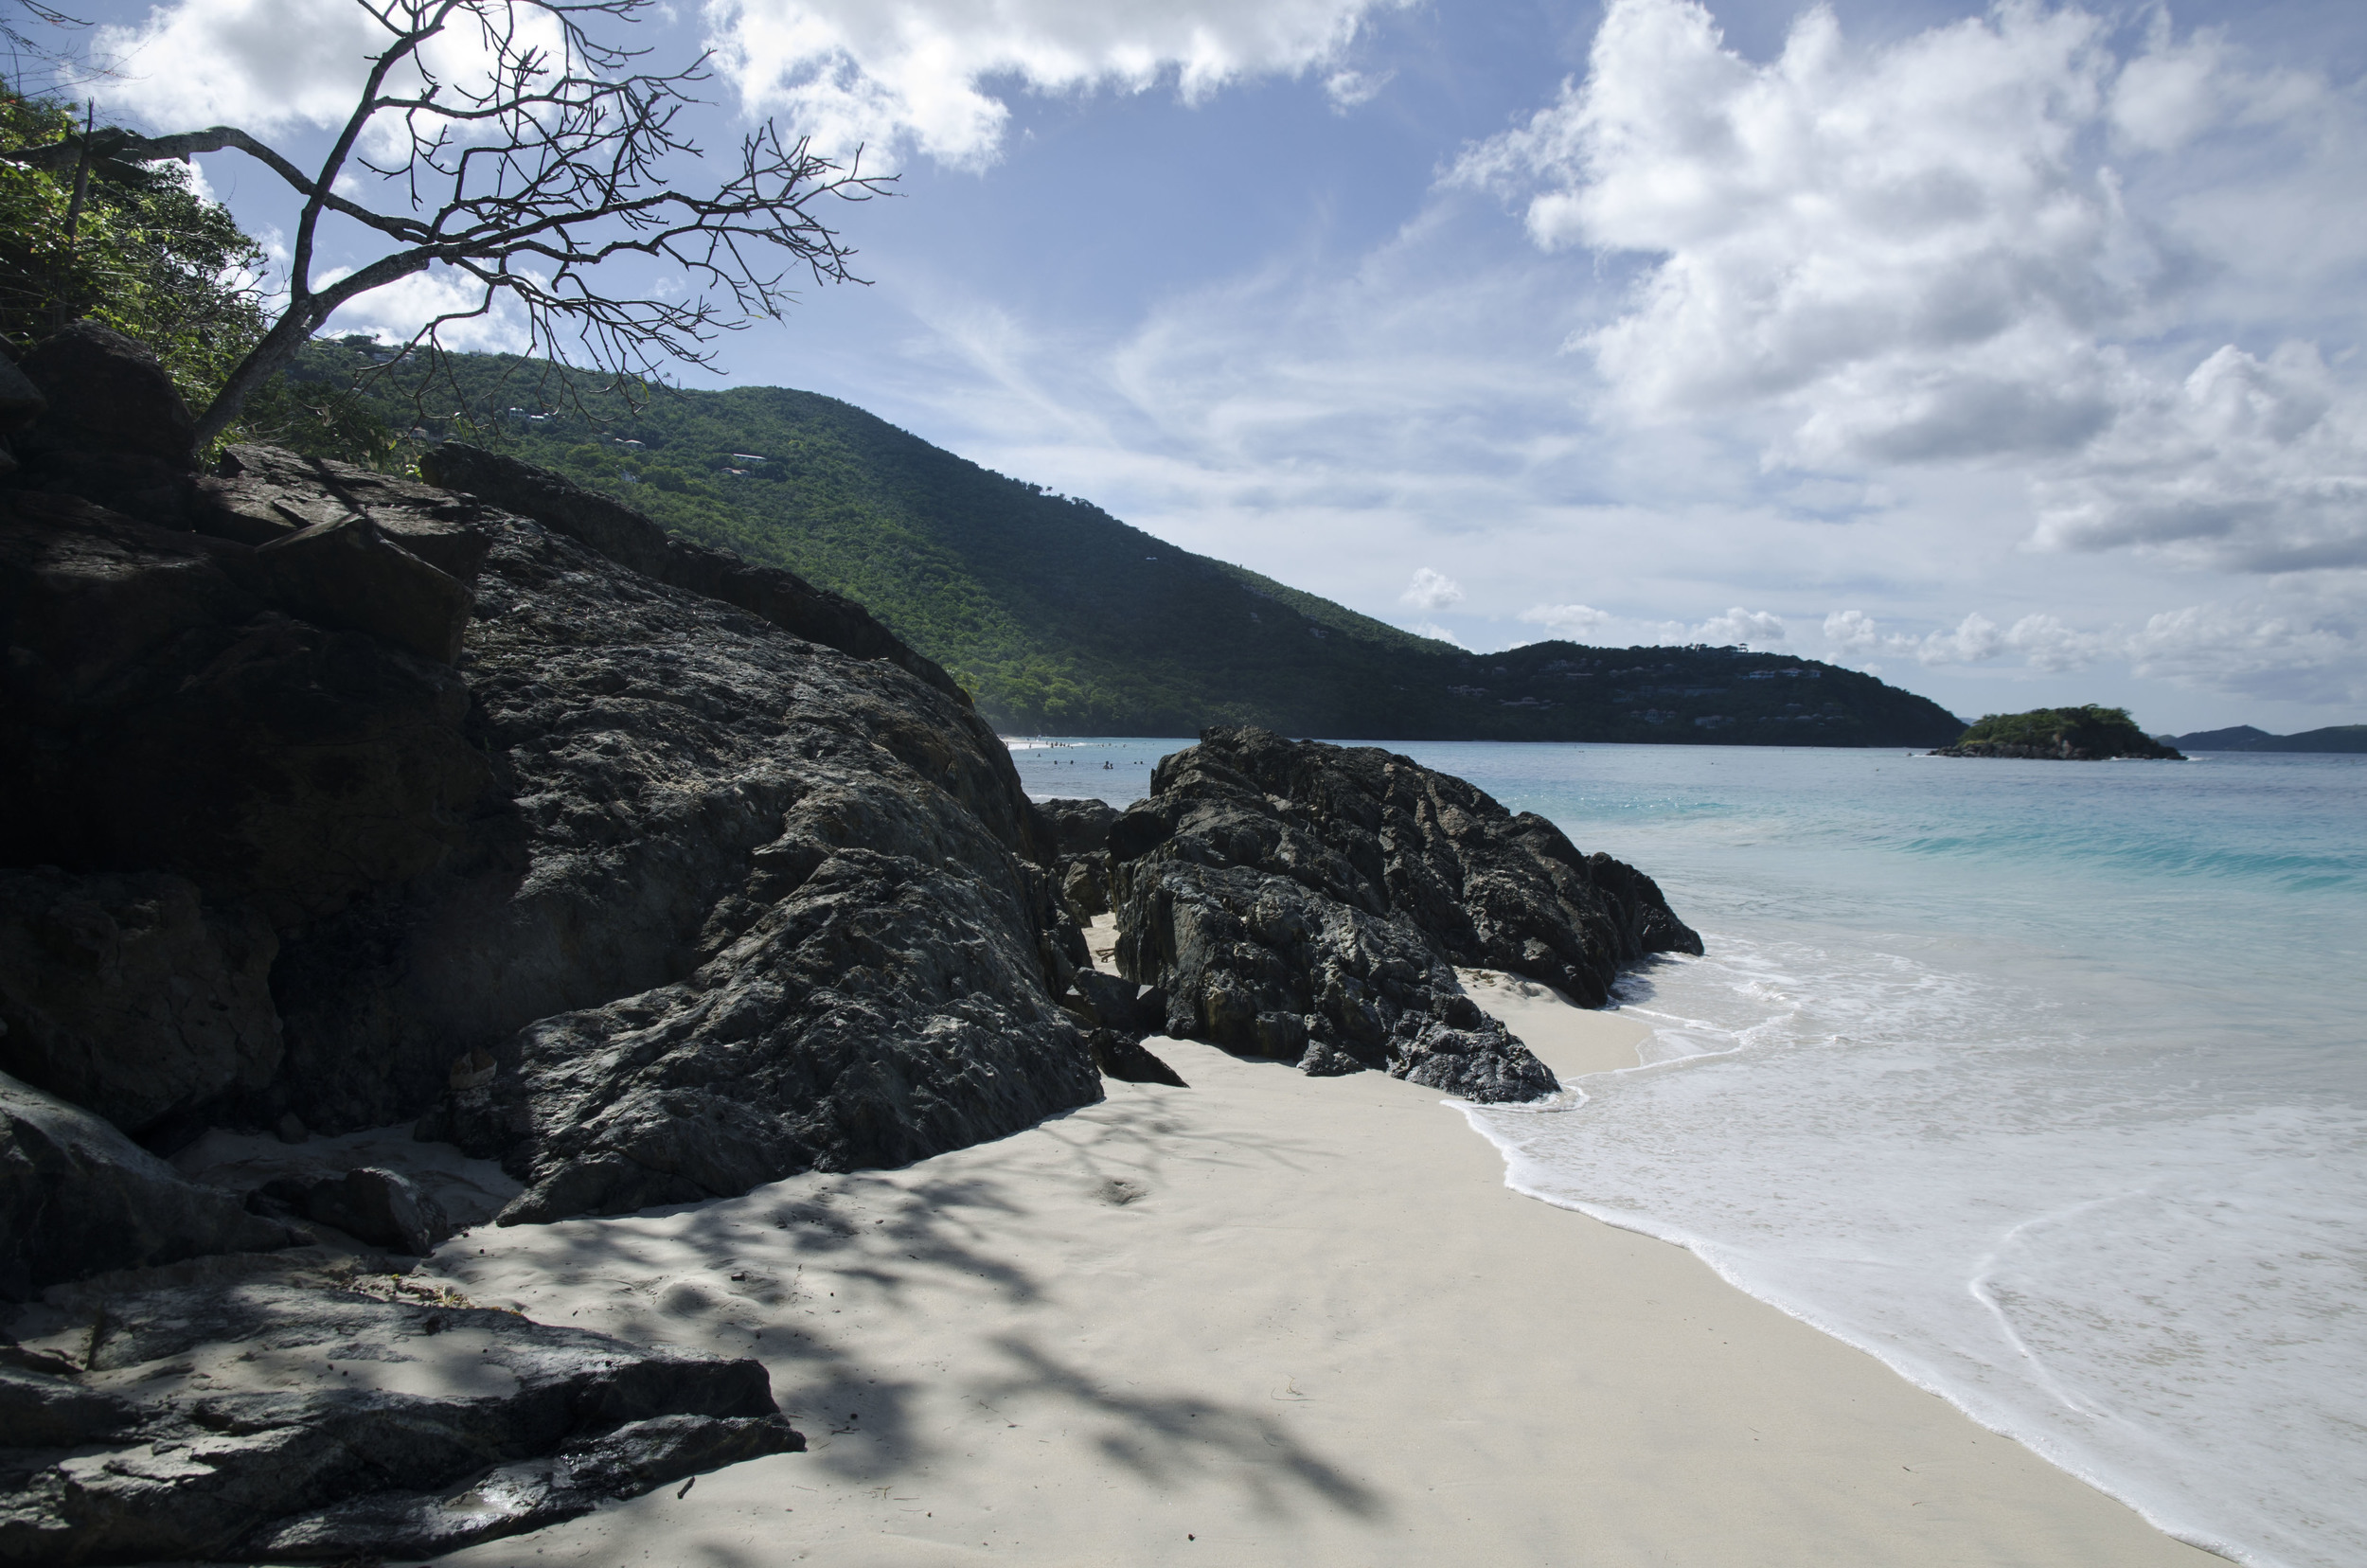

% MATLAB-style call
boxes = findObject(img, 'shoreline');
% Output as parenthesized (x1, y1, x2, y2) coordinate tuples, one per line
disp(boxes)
(410, 989, 2217, 1566)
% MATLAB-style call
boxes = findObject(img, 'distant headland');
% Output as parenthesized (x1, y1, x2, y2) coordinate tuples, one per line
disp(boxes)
(2157, 724, 2367, 755)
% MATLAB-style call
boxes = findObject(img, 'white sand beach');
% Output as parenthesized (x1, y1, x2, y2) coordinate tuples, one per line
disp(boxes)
(411, 974, 2220, 1568)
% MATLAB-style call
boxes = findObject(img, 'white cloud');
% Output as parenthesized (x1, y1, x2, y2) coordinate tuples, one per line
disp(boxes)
(1456, 0, 2367, 579)
(705, 0, 1406, 167)
(2030, 343, 2367, 573)
(1697, 605, 1786, 646)
(1400, 565, 1465, 611)
(1820, 596, 2362, 701)
(1521, 603, 1614, 640)
(2125, 600, 2362, 705)
(1407, 620, 1466, 647)
(91, 0, 571, 138)
(320, 265, 536, 354)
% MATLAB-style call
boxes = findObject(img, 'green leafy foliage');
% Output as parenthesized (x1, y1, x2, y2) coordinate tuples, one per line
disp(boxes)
(271, 341, 1967, 743)
(0, 91, 266, 415)
(1956, 705, 2155, 751)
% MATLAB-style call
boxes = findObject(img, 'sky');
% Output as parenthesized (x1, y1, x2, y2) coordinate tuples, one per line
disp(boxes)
(58, 0, 2367, 733)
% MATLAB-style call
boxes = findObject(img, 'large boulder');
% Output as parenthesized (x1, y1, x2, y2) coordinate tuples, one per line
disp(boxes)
(3, 435, 1096, 1205)
(258, 454, 1098, 1187)
(1107, 727, 1702, 1100)
(0, 868, 280, 1139)
(0, 1256, 802, 1563)
(0, 494, 492, 931)
(8, 322, 195, 526)
(253, 510, 472, 664)
(1038, 796, 1120, 920)
(0, 1072, 294, 1301)
(198, 443, 495, 579)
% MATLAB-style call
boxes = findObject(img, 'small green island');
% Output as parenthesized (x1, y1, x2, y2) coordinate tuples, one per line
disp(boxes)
(1931, 705, 2186, 761)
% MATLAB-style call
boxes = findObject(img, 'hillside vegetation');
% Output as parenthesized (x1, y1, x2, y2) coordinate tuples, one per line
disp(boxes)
(1946, 705, 2183, 760)
(2164, 724, 2367, 754)
(266, 342, 1966, 744)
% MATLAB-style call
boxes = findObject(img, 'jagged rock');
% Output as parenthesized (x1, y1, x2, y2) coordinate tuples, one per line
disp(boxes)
(1063, 968, 1157, 1035)
(420, 441, 967, 702)
(264, 458, 1096, 1200)
(201, 443, 495, 579)
(241, 1411, 798, 1560)
(1036, 796, 1117, 853)
(1039, 797, 1118, 918)
(0, 1363, 138, 1449)
(0, 1071, 294, 1301)
(5, 437, 1095, 1202)
(0, 496, 492, 930)
(250, 1167, 455, 1256)
(1107, 727, 1702, 1101)
(0, 868, 280, 1138)
(0, 1256, 802, 1563)
(253, 511, 472, 664)
(1084, 1030, 1188, 1087)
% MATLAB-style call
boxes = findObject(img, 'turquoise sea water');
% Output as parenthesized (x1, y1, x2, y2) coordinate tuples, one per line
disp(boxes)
(1010, 738, 2367, 1567)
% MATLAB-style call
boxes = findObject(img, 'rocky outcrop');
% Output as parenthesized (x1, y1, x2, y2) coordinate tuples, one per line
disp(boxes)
(6, 323, 196, 526)
(0, 1072, 294, 1301)
(0, 1254, 801, 1563)
(0, 494, 493, 932)
(0, 870, 280, 1138)
(419, 441, 967, 704)
(1931, 738, 2186, 760)
(1106, 728, 1701, 1101)
(1038, 796, 1118, 919)
(246, 1167, 456, 1256)
(0, 477, 1102, 1195)
(2, 321, 1100, 1205)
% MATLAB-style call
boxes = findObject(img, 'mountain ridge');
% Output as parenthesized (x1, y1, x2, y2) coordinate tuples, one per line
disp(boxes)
(276, 343, 1967, 746)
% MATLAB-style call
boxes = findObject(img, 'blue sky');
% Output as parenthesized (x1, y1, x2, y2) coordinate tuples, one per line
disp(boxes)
(67, 0, 2367, 732)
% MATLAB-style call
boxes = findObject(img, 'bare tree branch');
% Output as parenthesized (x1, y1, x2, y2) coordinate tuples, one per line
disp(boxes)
(4, 0, 892, 446)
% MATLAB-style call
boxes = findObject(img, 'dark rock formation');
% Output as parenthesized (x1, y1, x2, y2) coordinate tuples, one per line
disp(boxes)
(2, 338, 1099, 1207)
(200, 443, 497, 579)
(0, 1072, 294, 1301)
(7, 324, 196, 526)
(252, 510, 473, 664)
(1038, 796, 1120, 920)
(0, 869, 280, 1138)
(0, 1255, 801, 1563)
(1107, 727, 1701, 1101)
(0, 491, 493, 931)
(1037, 796, 1117, 853)
(419, 441, 967, 704)
(248, 1167, 456, 1256)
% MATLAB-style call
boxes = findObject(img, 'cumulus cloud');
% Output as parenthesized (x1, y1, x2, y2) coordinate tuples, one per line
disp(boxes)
(1697, 606, 1786, 646)
(320, 264, 537, 354)
(1400, 566, 1465, 611)
(2125, 601, 2362, 704)
(1457, 0, 2366, 577)
(1520, 602, 1614, 640)
(1821, 597, 2361, 698)
(2030, 343, 2367, 573)
(91, 0, 570, 137)
(705, 0, 1406, 167)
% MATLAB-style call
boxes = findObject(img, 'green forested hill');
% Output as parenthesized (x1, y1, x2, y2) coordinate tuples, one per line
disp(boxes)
(276, 343, 1965, 745)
